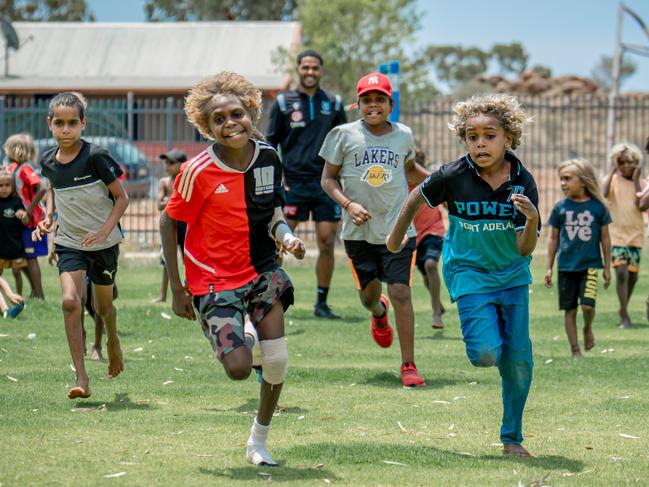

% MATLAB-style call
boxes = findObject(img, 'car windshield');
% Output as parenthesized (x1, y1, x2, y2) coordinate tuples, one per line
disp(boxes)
(108, 141, 147, 165)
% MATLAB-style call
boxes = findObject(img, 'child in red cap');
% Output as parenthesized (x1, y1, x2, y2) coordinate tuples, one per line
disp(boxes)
(320, 73, 429, 387)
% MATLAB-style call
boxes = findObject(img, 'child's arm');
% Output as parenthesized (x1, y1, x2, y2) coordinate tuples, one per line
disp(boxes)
(25, 181, 46, 221)
(267, 207, 305, 259)
(321, 161, 371, 225)
(386, 189, 424, 253)
(601, 224, 611, 289)
(157, 177, 171, 211)
(0, 276, 23, 305)
(633, 169, 649, 211)
(601, 166, 616, 198)
(14, 209, 29, 226)
(544, 226, 559, 288)
(32, 185, 55, 241)
(404, 158, 429, 186)
(80, 180, 129, 248)
(160, 210, 195, 320)
(511, 194, 539, 256)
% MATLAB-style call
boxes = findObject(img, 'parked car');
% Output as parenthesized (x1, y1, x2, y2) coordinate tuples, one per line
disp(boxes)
(33, 136, 151, 198)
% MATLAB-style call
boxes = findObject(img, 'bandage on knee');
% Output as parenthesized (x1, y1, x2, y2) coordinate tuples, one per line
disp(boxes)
(260, 337, 288, 385)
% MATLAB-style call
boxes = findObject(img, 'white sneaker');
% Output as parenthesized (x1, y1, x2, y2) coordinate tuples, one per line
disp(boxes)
(244, 317, 262, 367)
(246, 443, 279, 466)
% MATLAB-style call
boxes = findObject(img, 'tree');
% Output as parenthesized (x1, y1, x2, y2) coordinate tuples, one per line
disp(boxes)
(491, 42, 528, 75)
(591, 54, 637, 91)
(144, 0, 295, 21)
(0, 0, 94, 21)
(288, 0, 438, 104)
(426, 45, 490, 86)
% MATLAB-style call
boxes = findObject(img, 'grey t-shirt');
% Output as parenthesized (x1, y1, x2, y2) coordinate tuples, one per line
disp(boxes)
(40, 141, 124, 251)
(319, 120, 416, 244)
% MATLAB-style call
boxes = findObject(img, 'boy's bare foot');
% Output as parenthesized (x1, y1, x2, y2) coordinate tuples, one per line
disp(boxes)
(91, 345, 103, 361)
(583, 327, 595, 351)
(432, 313, 444, 329)
(571, 344, 582, 358)
(618, 319, 632, 329)
(106, 338, 124, 378)
(68, 377, 91, 399)
(503, 443, 533, 457)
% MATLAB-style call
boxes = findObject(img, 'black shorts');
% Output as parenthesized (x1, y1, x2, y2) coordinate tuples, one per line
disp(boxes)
(283, 179, 341, 222)
(415, 234, 444, 275)
(344, 239, 416, 290)
(558, 268, 598, 310)
(56, 244, 119, 286)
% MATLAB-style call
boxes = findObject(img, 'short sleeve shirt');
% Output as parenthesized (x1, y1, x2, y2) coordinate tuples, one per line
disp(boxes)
(420, 152, 540, 302)
(13, 163, 44, 227)
(0, 196, 26, 259)
(166, 141, 284, 295)
(319, 120, 417, 244)
(408, 183, 445, 243)
(40, 141, 123, 251)
(548, 198, 611, 271)
(607, 173, 645, 247)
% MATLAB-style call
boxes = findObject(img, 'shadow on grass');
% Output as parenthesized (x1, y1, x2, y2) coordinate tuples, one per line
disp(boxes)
(421, 330, 463, 341)
(73, 393, 153, 412)
(286, 328, 305, 337)
(364, 372, 461, 389)
(203, 399, 309, 416)
(199, 465, 338, 483)
(283, 441, 585, 472)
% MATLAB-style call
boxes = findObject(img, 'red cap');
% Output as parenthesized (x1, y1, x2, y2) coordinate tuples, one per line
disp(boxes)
(356, 73, 393, 98)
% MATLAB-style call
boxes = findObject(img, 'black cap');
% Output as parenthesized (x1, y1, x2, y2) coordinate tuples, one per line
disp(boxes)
(159, 149, 187, 164)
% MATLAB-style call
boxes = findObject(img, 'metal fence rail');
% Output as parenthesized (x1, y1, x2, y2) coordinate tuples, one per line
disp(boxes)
(2, 93, 648, 246)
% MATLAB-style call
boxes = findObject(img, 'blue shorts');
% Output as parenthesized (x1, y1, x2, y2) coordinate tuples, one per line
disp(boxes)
(415, 234, 444, 275)
(22, 227, 48, 258)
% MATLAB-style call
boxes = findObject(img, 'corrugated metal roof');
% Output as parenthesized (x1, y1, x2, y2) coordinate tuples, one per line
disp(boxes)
(0, 21, 300, 93)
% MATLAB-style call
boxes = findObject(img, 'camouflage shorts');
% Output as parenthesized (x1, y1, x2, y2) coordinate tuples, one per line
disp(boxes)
(193, 268, 294, 360)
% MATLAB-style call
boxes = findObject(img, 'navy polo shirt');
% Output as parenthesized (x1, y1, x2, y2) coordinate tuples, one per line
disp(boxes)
(420, 152, 540, 301)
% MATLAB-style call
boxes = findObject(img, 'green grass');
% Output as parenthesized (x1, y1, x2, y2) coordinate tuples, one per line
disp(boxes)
(1, 254, 649, 486)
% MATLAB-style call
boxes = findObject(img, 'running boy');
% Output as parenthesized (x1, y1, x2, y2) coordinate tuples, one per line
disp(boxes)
(33, 92, 128, 399)
(602, 142, 647, 329)
(545, 159, 611, 357)
(160, 72, 305, 466)
(410, 149, 446, 330)
(320, 73, 429, 388)
(4, 133, 46, 299)
(387, 94, 539, 456)
(0, 168, 28, 318)
(154, 149, 187, 303)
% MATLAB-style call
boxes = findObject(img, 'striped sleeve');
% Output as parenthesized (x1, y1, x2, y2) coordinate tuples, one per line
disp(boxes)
(166, 151, 212, 225)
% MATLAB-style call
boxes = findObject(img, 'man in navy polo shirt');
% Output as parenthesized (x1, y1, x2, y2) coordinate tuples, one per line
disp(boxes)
(267, 49, 346, 319)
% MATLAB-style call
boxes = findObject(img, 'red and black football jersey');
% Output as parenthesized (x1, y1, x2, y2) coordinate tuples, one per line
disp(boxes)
(166, 140, 284, 295)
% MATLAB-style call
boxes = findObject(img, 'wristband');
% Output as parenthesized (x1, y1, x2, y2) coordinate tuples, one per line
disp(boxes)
(283, 233, 299, 246)
(342, 199, 352, 210)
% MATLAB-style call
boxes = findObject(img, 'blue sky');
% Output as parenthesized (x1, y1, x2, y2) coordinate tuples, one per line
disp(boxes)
(88, 0, 648, 91)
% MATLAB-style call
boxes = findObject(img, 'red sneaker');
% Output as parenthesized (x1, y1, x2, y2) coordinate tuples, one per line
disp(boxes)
(401, 362, 426, 388)
(370, 294, 393, 348)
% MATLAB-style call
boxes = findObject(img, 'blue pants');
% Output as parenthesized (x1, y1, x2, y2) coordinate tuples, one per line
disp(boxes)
(457, 285, 534, 445)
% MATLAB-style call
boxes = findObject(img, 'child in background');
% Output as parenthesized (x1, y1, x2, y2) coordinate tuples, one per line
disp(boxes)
(388, 94, 539, 456)
(545, 159, 611, 358)
(321, 73, 429, 388)
(153, 149, 187, 303)
(602, 142, 647, 329)
(33, 92, 128, 399)
(160, 72, 305, 466)
(0, 168, 28, 318)
(4, 133, 46, 299)
(410, 149, 446, 330)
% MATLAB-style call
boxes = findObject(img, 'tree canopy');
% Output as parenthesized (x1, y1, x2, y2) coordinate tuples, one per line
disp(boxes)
(0, 0, 94, 21)
(144, 0, 295, 21)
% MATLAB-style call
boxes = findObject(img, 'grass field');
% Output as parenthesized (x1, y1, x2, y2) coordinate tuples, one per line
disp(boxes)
(1, 253, 649, 486)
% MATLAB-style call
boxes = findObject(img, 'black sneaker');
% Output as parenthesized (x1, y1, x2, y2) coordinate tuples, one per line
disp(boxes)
(314, 303, 341, 319)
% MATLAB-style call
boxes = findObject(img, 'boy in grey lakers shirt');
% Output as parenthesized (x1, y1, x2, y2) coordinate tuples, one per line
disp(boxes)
(320, 73, 428, 387)
(33, 92, 128, 399)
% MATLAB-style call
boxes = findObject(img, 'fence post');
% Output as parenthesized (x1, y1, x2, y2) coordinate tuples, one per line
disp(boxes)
(127, 91, 134, 140)
(166, 96, 174, 150)
(0, 96, 5, 154)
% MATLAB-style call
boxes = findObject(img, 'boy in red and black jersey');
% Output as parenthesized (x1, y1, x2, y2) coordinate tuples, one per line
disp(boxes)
(160, 72, 305, 467)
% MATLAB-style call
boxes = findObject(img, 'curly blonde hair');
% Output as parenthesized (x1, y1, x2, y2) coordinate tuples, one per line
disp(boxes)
(184, 72, 263, 141)
(609, 142, 643, 166)
(3, 133, 36, 164)
(557, 158, 606, 205)
(449, 94, 532, 150)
